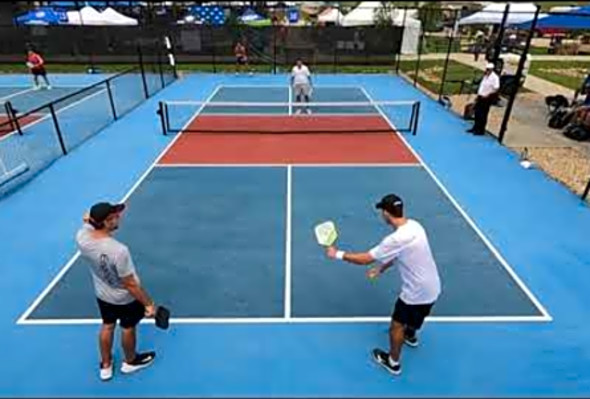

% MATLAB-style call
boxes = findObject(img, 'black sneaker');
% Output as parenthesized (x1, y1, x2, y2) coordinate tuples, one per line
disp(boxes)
(404, 333, 419, 348)
(371, 348, 401, 376)
(121, 351, 156, 374)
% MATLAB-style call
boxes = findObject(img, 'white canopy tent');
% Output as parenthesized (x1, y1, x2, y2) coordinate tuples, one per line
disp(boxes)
(317, 7, 345, 25)
(66, 6, 106, 25)
(458, 2, 546, 25)
(340, 1, 383, 27)
(393, 10, 422, 55)
(100, 7, 138, 26)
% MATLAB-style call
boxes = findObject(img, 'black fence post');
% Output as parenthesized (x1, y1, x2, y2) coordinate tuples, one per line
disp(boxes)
(492, 4, 510, 66)
(158, 49, 165, 89)
(413, 33, 424, 87)
(273, 24, 277, 74)
(49, 104, 67, 155)
(6, 102, 22, 136)
(105, 80, 117, 120)
(137, 44, 150, 99)
(396, 7, 408, 75)
(498, 6, 540, 144)
(438, 19, 456, 100)
(210, 26, 217, 73)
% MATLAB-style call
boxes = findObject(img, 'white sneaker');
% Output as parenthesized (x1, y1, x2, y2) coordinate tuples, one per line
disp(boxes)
(99, 363, 113, 381)
(46, 85, 52, 90)
(121, 351, 156, 374)
(306, 108, 312, 115)
(295, 108, 302, 115)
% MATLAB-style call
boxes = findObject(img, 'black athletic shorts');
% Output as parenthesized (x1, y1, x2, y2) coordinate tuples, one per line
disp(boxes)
(236, 55, 247, 65)
(392, 297, 434, 330)
(97, 298, 144, 328)
(31, 67, 46, 76)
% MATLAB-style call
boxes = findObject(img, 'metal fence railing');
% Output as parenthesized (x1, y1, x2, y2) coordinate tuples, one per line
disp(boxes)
(0, 50, 177, 198)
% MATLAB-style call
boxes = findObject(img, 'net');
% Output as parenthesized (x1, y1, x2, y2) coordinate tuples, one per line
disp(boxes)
(160, 100, 420, 135)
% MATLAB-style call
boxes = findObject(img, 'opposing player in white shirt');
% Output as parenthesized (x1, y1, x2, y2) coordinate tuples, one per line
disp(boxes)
(291, 59, 313, 114)
(325, 194, 441, 377)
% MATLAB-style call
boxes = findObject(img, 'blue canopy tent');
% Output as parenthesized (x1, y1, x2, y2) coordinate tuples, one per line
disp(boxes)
(191, 5, 225, 26)
(516, 5, 590, 30)
(14, 7, 68, 25)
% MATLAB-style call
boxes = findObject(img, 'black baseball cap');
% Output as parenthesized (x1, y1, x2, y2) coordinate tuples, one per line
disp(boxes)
(89, 202, 125, 225)
(375, 194, 403, 216)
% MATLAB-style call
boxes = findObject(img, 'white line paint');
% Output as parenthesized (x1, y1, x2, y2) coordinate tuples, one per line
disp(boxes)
(284, 165, 292, 319)
(16, 85, 223, 325)
(155, 163, 422, 168)
(0, 87, 35, 102)
(167, 100, 416, 107)
(0, 89, 108, 143)
(359, 86, 552, 321)
(18, 314, 551, 326)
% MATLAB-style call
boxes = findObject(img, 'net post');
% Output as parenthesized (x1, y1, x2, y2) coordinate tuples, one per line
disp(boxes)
(6, 101, 23, 136)
(583, 178, 590, 201)
(158, 101, 167, 136)
(49, 104, 67, 155)
(413, 101, 420, 135)
(137, 44, 150, 99)
(105, 80, 117, 120)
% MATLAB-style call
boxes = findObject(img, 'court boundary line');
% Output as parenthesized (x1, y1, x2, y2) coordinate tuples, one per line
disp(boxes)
(0, 87, 35, 102)
(16, 84, 223, 325)
(0, 88, 108, 143)
(284, 165, 292, 318)
(359, 86, 552, 322)
(17, 83, 550, 326)
(18, 314, 550, 326)
(155, 163, 422, 168)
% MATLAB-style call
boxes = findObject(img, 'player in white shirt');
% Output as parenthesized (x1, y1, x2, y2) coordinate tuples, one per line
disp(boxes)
(325, 194, 441, 377)
(468, 62, 500, 135)
(291, 59, 312, 114)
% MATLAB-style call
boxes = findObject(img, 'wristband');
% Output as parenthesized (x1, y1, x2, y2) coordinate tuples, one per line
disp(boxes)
(336, 250, 345, 260)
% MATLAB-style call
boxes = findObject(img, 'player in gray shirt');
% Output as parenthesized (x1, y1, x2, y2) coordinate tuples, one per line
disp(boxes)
(77, 202, 156, 381)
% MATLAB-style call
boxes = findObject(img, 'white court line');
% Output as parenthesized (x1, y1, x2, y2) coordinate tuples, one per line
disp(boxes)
(284, 165, 292, 319)
(155, 163, 422, 168)
(0, 87, 35, 102)
(0, 88, 108, 144)
(18, 314, 550, 326)
(359, 86, 552, 322)
(16, 85, 223, 325)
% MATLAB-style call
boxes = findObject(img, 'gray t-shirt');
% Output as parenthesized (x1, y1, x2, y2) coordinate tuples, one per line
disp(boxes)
(76, 224, 139, 305)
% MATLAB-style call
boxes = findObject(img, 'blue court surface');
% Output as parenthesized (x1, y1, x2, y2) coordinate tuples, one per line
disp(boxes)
(1, 72, 590, 397)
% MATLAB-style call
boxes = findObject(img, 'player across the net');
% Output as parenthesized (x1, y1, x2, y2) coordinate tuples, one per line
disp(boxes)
(158, 100, 421, 135)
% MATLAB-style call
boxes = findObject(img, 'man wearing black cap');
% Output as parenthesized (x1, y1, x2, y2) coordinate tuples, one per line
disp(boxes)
(77, 202, 156, 381)
(325, 194, 441, 377)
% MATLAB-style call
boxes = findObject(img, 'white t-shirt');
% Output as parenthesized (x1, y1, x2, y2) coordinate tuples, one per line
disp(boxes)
(369, 219, 441, 305)
(76, 223, 139, 305)
(291, 65, 311, 85)
(478, 71, 500, 97)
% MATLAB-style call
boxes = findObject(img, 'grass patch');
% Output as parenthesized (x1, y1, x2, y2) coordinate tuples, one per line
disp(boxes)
(529, 60, 590, 89)
(398, 59, 481, 95)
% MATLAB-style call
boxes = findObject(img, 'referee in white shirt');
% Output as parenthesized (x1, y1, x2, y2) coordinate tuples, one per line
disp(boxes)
(291, 58, 313, 114)
(325, 194, 441, 376)
(468, 62, 500, 135)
